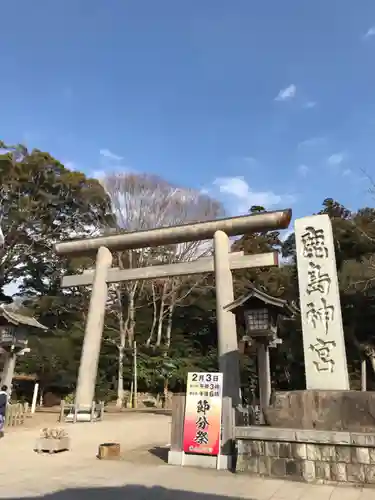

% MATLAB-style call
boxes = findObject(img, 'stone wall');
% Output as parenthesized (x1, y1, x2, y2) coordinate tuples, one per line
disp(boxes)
(235, 426, 375, 485)
(264, 390, 375, 432)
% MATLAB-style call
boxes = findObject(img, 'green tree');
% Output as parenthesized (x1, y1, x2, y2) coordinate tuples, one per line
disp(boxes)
(0, 141, 114, 396)
(0, 142, 113, 296)
(281, 198, 375, 389)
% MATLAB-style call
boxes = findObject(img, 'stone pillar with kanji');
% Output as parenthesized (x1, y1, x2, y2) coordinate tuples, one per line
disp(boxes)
(295, 214, 349, 390)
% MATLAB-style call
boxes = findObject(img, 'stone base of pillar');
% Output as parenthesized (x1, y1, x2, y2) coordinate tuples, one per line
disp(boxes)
(167, 450, 232, 470)
(65, 411, 95, 423)
(217, 453, 233, 470)
(167, 450, 184, 465)
(62, 403, 104, 423)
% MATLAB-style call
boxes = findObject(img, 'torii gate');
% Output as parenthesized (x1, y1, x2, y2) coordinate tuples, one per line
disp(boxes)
(54, 209, 291, 468)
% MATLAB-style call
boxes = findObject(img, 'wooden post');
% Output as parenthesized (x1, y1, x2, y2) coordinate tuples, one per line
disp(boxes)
(91, 401, 96, 422)
(133, 341, 138, 409)
(1, 352, 17, 389)
(361, 358, 367, 391)
(31, 382, 39, 414)
(17, 404, 22, 425)
(59, 401, 65, 423)
(257, 341, 271, 425)
(170, 393, 186, 452)
(129, 381, 133, 409)
(73, 404, 78, 423)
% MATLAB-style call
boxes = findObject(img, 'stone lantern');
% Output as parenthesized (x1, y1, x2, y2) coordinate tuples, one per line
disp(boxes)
(224, 284, 296, 424)
(0, 305, 47, 391)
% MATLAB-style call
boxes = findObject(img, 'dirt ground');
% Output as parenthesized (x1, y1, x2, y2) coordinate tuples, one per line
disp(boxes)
(6, 411, 61, 431)
(0, 412, 372, 500)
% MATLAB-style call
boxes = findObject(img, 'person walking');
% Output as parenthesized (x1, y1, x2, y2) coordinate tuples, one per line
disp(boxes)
(0, 385, 9, 436)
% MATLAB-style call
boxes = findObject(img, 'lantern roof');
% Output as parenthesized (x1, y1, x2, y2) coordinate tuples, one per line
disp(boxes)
(0, 304, 47, 330)
(224, 284, 298, 318)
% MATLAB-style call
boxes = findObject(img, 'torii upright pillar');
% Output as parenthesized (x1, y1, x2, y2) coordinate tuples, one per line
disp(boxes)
(214, 230, 241, 467)
(74, 246, 112, 409)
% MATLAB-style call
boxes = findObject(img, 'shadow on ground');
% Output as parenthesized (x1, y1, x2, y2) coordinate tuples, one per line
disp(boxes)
(120, 446, 170, 465)
(6, 485, 248, 500)
(148, 446, 169, 463)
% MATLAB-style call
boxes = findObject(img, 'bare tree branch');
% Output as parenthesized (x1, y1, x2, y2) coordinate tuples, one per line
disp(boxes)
(100, 172, 224, 406)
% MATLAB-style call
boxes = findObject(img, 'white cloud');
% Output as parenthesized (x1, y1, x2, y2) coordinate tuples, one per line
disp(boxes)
(90, 166, 135, 181)
(213, 176, 295, 213)
(243, 156, 257, 164)
(99, 148, 123, 161)
(298, 136, 326, 149)
(303, 101, 317, 109)
(64, 161, 76, 171)
(297, 164, 309, 177)
(363, 26, 375, 39)
(215, 177, 250, 199)
(327, 152, 345, 166)
(275, 84, 297, 102)
(342, 168, 352, 176)
(91, 170, 106, 179)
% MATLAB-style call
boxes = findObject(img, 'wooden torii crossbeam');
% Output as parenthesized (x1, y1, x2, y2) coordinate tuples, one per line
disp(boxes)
(61, 251, 279, 288)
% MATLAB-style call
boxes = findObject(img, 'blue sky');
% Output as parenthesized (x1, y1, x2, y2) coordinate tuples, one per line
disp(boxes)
(2, 0, 375, 221)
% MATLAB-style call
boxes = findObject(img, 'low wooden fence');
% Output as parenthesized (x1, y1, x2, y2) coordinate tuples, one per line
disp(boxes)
(238, 404, 262, 426)
(5, 403, 29, 427)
